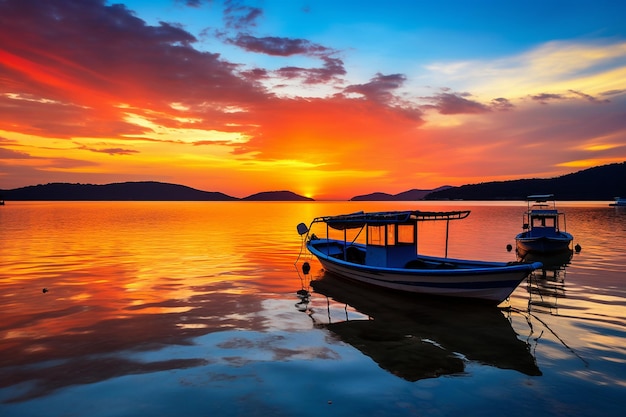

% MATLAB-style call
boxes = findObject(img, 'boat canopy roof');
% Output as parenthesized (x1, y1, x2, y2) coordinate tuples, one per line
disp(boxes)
(527, 194, 554, 202)
(316, 210, 471, 230)
(525, 194, 560, 212)
(529, 209, 559, 217)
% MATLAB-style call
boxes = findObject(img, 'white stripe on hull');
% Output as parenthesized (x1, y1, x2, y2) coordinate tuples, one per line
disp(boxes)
(317, 258, 526, 303)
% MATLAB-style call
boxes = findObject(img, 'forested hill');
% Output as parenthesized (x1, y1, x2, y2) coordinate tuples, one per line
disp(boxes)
(425, 162, 626, 200)
(0, 182, 317, 201)
(351, 186, 452, 201)
(242, 191, 314, 201)
(0, 182, 238, 201)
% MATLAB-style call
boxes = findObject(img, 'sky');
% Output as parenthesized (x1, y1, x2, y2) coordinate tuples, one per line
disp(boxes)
(1, 0, 625, 200)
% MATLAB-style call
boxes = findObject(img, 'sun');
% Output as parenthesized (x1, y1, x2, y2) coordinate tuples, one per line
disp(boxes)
(300, 187, 316, 199)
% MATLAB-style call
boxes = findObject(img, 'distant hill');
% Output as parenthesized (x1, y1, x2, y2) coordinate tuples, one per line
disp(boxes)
(242, 191, 314, 201)
(0, 182, 237, 201)
(350, 192, 395, 201)
(2, 162, 624, 202)
(425, 162, 626, 200)
(0, 182, 315, 201)
(351, 186, 453, 201)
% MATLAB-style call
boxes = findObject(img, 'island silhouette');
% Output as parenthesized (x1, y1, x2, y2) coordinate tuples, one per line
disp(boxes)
(1, 162, 624, 201)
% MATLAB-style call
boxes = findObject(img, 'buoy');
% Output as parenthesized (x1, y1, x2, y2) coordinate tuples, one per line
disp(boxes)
(302, 261, 311, 274)
(297, 223, 309, 236)
(575, 243, 581, 253)
(506, 244, 513, 252)
(42, 288, 48, 293)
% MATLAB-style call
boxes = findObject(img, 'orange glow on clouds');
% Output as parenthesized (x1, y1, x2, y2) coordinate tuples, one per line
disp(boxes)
(1, 1, 625, 199)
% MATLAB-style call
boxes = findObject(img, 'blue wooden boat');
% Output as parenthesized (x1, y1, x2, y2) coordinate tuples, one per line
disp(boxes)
(515, 195, 573, 256)
(297, 210, 541, 304)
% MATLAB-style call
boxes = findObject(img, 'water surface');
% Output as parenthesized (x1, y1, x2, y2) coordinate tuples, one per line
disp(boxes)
(1, 201, 625, 416)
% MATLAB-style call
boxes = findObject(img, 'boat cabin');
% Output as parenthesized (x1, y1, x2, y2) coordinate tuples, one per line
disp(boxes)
(362, 221, 417, 268)
(522, 195, 566, 237)
(524, 207, 560, 232)
(320, 210, 470, 269)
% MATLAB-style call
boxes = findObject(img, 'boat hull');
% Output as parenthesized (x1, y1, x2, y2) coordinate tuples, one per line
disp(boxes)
(307, 239, 541, 304)
(515, 232, 573, 255)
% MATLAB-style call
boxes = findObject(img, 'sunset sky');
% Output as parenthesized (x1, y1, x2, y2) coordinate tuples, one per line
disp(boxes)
(1, 0, 625, 200)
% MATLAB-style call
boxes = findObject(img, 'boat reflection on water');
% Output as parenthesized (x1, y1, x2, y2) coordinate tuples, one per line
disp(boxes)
(519, 249, 573, 313)
(300, 273, 542, 381)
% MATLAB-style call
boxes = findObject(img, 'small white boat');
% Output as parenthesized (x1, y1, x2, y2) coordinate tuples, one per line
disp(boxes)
(609, 197, 626, 207)
(515, 195, 573, 256)
(297, 210, 541, 304)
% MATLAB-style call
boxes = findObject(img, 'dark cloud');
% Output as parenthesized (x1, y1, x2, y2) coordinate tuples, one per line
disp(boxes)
(223, 32, 345, 85)
(339, 73, 423, 122)
(0, 136, 20, 145)
(179, 0, 203, 6)
(491, 97, 515, 111)
(0, 147, 31, 159)
(276, 56, 346, 84)
(569, 90, 610, 104)
(0, 0, 266, 102)
(530, 93, 565, 104)
(223, 0, 263, 30)
(77, 144, 140, 156)
(228, 34, 330, 56)
(240, 68, 270, 81)
(0, 0, 269, 139)
(423, 92, 491, 115)
(344, 73, 407, 104)
(531, 91, 611, 105)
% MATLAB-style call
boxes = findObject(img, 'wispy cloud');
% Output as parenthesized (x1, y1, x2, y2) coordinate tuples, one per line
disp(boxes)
(76, 143, 140, 156)
(345, 73, 407, 104)
(424, 40, 626, 100)
(227, 34, 330, 56)
(530, 93, 566, 104)
(422, 92, 491, 115)
(223, 0, 263, 30)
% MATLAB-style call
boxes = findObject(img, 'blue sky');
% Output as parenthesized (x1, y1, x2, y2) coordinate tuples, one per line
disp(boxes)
(124, 1, 626, 78)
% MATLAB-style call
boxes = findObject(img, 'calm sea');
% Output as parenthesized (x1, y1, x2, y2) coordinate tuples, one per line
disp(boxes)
(1, 201, 625, 417)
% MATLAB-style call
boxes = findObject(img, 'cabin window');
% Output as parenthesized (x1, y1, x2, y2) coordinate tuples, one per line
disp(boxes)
(367, 225, 385, 246)
(533, 217, 555, 228)
(387, 224, 396, 246)
(397, 224, 415, 244)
